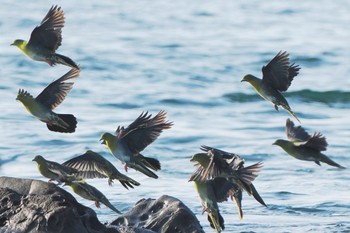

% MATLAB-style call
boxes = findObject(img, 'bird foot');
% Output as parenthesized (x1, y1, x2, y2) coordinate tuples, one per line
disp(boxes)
(124, 164, 128, 172)
(274, 105, 279, 111)
(108, 179, 114, 186)
(95, 201, 101, 208)
(201, 207, 208, 214)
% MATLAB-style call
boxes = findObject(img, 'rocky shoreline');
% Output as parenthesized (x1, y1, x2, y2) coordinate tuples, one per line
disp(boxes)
(0, 176, 203, 233)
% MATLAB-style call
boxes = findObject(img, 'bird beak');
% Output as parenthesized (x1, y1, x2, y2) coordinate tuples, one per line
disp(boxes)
(32, 158, 35, 161)
(10, 43, 14, 46)
(272, 142, 276, 145)
(241, 79, 245, 82)
(100, 139, 106, 145)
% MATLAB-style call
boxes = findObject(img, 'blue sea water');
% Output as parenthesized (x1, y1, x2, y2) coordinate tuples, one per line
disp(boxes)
(1, 1, 350, 232)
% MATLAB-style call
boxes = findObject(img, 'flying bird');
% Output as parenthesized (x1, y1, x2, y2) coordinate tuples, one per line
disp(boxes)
(100, 111, 173, 179)
(16, 68, 79, 133)
(189, 145, 266, 220)
(273, 118, 345, 169)
(32, 155, 80, 184)
(63, 150, 140, 189)
(11, 5, 79, 69)
(64, 180, 122, 214)
(241, 51, 301, 122)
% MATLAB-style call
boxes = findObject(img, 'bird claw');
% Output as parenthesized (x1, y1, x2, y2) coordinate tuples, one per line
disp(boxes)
(202, 207, 208, 214)
(95, 201, 101, 208)
(274, 105, 279, 111)
(108, 179, 113, 186)
(124, 164, 128, 172)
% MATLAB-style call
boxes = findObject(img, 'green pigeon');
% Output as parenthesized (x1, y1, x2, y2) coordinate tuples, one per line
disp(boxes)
(63, 150, 140, 189)
(100, 111, 173, 179)
(189, 146, 266, 220)
(64, 180, 122, 214)
(273, 119, 345, 169)
(16, 68, 79, 133)
(11, 5, 79, 69)
(32, 155, 80, 184)
(241, 51, 301, 122)
(194, 177, 235, 233)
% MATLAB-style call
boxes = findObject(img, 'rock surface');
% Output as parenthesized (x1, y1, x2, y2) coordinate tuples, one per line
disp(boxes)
(0, 177, 203, 233)
(112, 195, 204, 233)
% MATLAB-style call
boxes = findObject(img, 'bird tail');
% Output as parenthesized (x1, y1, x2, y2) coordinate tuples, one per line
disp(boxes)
(101, 198, 122, 214)
(114, 174, 141, 189)
(46, 114, 77, 133)
(55, 53, 80, 69)
(129, 161, 158, 179)
(282, 105, 300, 123)
(207, 210, 224, 232)
(236, 162, 263, 195)
(249, 183, 267, 207)
(139, 154, 161, 171)
(318, 154, 346, 169)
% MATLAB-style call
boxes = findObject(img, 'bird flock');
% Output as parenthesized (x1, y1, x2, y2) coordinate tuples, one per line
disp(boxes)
(11, 5, 346, 232)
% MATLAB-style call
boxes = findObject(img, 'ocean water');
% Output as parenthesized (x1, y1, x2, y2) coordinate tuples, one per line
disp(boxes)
(1, 1, 350, 232)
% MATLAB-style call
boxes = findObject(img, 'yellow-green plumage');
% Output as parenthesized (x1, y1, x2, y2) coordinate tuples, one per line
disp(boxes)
(65, 180, 122, 214)
(273, 119, 345, 169)
(241, 51, 300, 122)
(11, 5, 79, 69)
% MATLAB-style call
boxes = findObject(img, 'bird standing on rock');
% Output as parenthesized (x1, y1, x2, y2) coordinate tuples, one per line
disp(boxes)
(241, 51, 301, 122)
(63, 150, 140, 189)
(64, 180, 122, 214)
(11, 5, 79, 69)
(16, 68, 80, 133)
(273, 118, 345, 169)
(100, 111, 173, 179)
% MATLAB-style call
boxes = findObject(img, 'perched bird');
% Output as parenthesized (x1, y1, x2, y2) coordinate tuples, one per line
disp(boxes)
(189, 146, 266, 220)
(64, 180, 122, 214)
(241, 51, 301, 122)
(16, 68, 79, 133)
(194, 177, 235, 233)
(100, 111, 173, 179)
(11, 5, 79, 69)
(63, 150, 140, 189)
(32, 155, 79, 184)
(273, 119, 345, 169)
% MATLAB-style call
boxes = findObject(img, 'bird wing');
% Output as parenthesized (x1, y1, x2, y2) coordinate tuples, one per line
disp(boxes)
(62, 151, 109, 179)
(262, 51, 300, 92)
(35, 68, 80, 109)
(27, 5, 64, 51)
(116, 111, 173, 154)
(211, 177, 236, 202)
(46, 160, 77, 176)
(300, 132, 328, 151)
(286, 118, 311, 142)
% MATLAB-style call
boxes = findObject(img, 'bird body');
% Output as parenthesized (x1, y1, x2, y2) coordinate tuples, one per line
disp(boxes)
(16, 68, 79, 133)
(100, 111, 173, 179)
(11, 5, 79, 69)
(63, 150, 140, 189)
(65, 180, 122, 214)
(32, 155, 78, 184)
(273, 119, 345, 169)
(242, 51, 300, 122)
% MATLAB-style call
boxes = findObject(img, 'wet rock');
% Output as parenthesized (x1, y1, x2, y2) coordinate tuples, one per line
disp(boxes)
(112, 195, 204, 233)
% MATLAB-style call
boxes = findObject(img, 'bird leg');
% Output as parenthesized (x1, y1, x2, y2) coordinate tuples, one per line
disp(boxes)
(95, 201, 101, 208)
(124, 164, 128, 172)
(108, 179, 114, 186)
(202, 207, 208, 214)
(274, 105, 279, 111)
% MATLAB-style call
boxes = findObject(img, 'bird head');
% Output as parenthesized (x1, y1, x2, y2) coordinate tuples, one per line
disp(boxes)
(272, 139, 288, 148)
(99, 132, 114, 145)
(190, 153, 211, 168)
(11, 39, 27, 50)
(32, 155, 45, 163)
(241, 74, 257, 83)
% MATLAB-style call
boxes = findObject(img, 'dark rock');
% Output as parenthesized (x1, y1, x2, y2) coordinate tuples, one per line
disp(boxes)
(0, 177, 203, 233)
(112, 195, 204, 233)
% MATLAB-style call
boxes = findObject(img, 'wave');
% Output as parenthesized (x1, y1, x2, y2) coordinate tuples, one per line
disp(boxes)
(224, 89, 350, 105)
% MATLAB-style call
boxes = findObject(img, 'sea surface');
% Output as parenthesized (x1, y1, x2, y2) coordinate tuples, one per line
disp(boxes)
(1, 1, 350, 232)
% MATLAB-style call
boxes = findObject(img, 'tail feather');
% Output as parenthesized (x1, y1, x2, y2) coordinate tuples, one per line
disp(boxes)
(101, 198, 122, 214)
(129, 162, 158, 179)
(55, 54, 80, 69)
(319, 154, 346, 169)
(208, 211, 224, 232)
(235, 162, 263, 195)
(282, 105, 300, 123)
(47, 114, 77, 133)
(250, 184, 267, 207)
(141, 155, 161, 171)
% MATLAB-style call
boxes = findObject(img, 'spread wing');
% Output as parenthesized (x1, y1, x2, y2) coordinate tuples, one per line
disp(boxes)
(262, 51, 300, 92)
(286, 118, 310, 142)
(46, 160, 77, 176)
(116, 111, 173, 154)
(27, 5, 65, 51)
(62, 151, 109, 179)
(36, 68, 80, 109)
(211, 177, 236, 202)
(301, 132, 328, 151)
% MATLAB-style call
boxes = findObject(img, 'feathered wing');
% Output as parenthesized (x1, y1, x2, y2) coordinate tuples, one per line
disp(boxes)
(28, 5, 65, 51)
(35, 68, 80, 109)
(302, 132, 328, 151)
(286, 118, 310, 142)
(117, 111, 173, 154)
(262, 51, 300, 92)
(45, 160, 78, 178)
